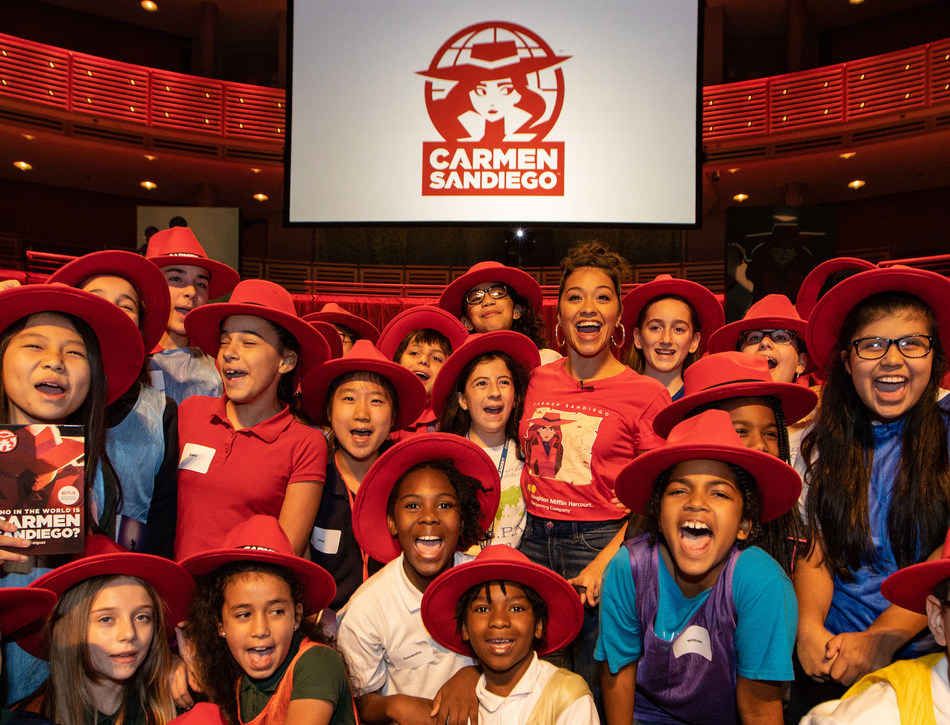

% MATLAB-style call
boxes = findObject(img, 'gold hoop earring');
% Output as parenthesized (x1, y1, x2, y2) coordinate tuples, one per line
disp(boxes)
(611, 323, 627, 348)
(554, 322, 566, 348)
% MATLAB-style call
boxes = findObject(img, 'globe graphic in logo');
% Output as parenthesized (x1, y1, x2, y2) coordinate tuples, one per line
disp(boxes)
(418, 22, 570, 144)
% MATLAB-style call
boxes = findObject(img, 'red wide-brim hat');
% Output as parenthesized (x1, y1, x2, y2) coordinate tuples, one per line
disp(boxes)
(377, 305, 468, 360)
(616, 410, 801, 523)
(0, 284, 144, 405)
(430, 331, 541, 418)
(180, 515, 336, 615)
(438, 262, 543, 317)
(307, 319, 343, 359)
(303, 303, 380, 344)
(621, 275, 725, 356)
(881, 529, 950, 615)
(185, 279, 331, 380)
(795, 257, 875, 320)
(653, 352, 818, 437)
(49, 249, 172, 352)
(168, 703, 228, 725)
(806, 266, 950, 373)
(417, 39, 570, 84)
(526, 412, 570, 427)
(0, 588, 56, 641)
(421, 545, 583, 657)
(300, 339, 427, 428)
(145, 227, 239, 300)
(352, 433, 501, 563)
(22, 534, 194, 658)
(707, 294, 807, 355)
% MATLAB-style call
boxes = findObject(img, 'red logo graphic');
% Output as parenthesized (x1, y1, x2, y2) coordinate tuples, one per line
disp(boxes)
(0, 430, 17, 454)
(418, 22, 570, 196)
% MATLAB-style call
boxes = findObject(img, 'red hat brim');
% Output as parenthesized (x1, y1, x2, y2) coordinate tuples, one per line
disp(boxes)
(795, 257, 875, 320)
(881, 559, 950, 615)
(421, 554, 583, 656)
(430, 331, 541, 418)
(806, 266, 950, 373)
(49, 250, 172, 353)
(653, 380, 818, 438)
(615, 443, 801, 523)
(418, 54, 570, 83)
(707, 316, 808, 355)
(167, 702, 227, 725)
(307, 320, 343, 359)
(300, 353, 427, 429)
(303, 309, 379, 344)
(185, 303, 331, 380)
(352, 434, 501, 563)
(180, 547, 336, 616)
(438, 265, 543, 317)
(0, 285, 144, 405)
(146, 254, 239, 300)
(621, 278, 725, 356)
(0, 588, 56, 640)
(22, 553, 194, 658)
(377, 306, 468, 360)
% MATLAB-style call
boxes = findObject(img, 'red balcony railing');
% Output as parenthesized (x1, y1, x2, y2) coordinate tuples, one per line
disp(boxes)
(2, 33, 950, 148)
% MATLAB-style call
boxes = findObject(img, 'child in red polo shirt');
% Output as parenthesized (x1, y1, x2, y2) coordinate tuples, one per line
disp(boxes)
(174, 280, 331, 559)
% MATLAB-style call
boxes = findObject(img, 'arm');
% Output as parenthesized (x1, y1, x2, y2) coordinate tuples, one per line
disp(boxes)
(430, 665, 480, 725)
(280, 482, 323, 556)
(736, 678, 784, 724)
(569, 525, 626, 606)
(285, 698, 336, 725)
(794, 537, 836, 679)
(358, 692, 434, 724)
(601, 661, 635, 725)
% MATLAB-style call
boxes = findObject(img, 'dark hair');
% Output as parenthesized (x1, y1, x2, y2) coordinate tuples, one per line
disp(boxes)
(0, 313, 113, 532)
(804, 292, 949, 576)
(325, 370, 399, 446)
(626, 294, 702, 374)
(816, 268, 867, 304)
(386, 459, 488, 550)
(438, 352, 528, 459)
(934, 578, 950, 603)
(185, 562, 330, 725)
(557, 241, 631, 302)
(393, 329, 453, 362)
(455, 580, 547, 651)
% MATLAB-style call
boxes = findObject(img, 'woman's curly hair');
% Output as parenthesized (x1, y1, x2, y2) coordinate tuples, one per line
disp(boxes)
(558, 241, 632, 300)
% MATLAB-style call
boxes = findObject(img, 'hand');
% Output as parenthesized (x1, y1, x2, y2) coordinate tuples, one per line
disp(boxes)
(796, 625, 835, 681)
(0, 279, 22, 291)
(826, 630, 898, 686)
(569, 556, 610, 607)
(0, 517, 32, 566)
(168, 654, 195, 710)
(431, 665, 479, 725)
(386, 694, 437, 725)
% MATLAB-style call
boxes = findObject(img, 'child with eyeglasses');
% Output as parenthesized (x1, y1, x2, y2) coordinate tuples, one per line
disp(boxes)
(789, 266, 950, 719)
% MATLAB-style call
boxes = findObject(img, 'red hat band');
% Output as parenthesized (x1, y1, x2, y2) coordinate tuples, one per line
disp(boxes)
(220, 515, 295, 555)
(146, 227, 210, 259)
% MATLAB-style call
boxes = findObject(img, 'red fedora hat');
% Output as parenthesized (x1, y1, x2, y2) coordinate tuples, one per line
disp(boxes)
(0, 588, 56, 640)
(795, 257, 875, 320)
(49, 249, 172, 352)
(299, 339, 427, 428)
(22, 534, 194, 658)
(430, 331, 541, 418)
(621, 275, 725, 356)
(185, 279, 331, 380)
(180, 515, 336, 615)
(806, 265, 950, 374)
(0, 284, 144, 405)
(307, 319, 343, 359)
(882, 529, 950, 615)
(303, 303, 380, 344)
(615, 410, 801, 523)
(707, 294, 807, 354)
(168, 703, 227, 725)
(145, 227, 239, 300)
(352, 433, 501, 563)
(653, 352, 818, 437)
(377, 305, 468, 360)
(417, 40, 570, 84)
(526, 411, 570, 427)
(421, 545, 583, 657)
(438, 261, 543, 317)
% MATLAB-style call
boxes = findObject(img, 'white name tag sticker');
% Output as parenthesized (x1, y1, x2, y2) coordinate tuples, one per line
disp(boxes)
(672, 625, 713, 661)
(311, 526, 342, 555)
(149, 369, 165, 391)
(179, 443, 216, 474)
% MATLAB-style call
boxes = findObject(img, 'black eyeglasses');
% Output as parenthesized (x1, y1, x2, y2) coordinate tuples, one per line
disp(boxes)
(739, 329, 798, 347)
(850, 334, 934, 360)
(465, 285, 510, 306)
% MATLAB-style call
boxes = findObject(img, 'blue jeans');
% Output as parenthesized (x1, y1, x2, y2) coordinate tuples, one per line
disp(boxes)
(519, 514, 624, 693)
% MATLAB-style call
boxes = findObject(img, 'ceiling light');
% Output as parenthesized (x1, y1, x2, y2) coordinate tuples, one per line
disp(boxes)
(732, 193, 749, 202)
(839, 151, 856, 159)
(727, 167, 740, 174)
(21, 133, 35, 141)
(849, 0, 864, 4)
(848, 179, 866, 190)
(250, 167, 262, 174)
(253, 193, 269, 202)
(144, 154, 156, 161)
(13, 161, 32, 171)
(140, 0, 158, 11)
(140, 180, 157, 190)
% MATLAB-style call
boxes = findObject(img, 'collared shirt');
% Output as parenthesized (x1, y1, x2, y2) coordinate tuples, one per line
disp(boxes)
(175, 396, 327, 559)
(148, 347, 222, 405)
(336, 553, 473, 699)
(475, 654, 599, 725)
